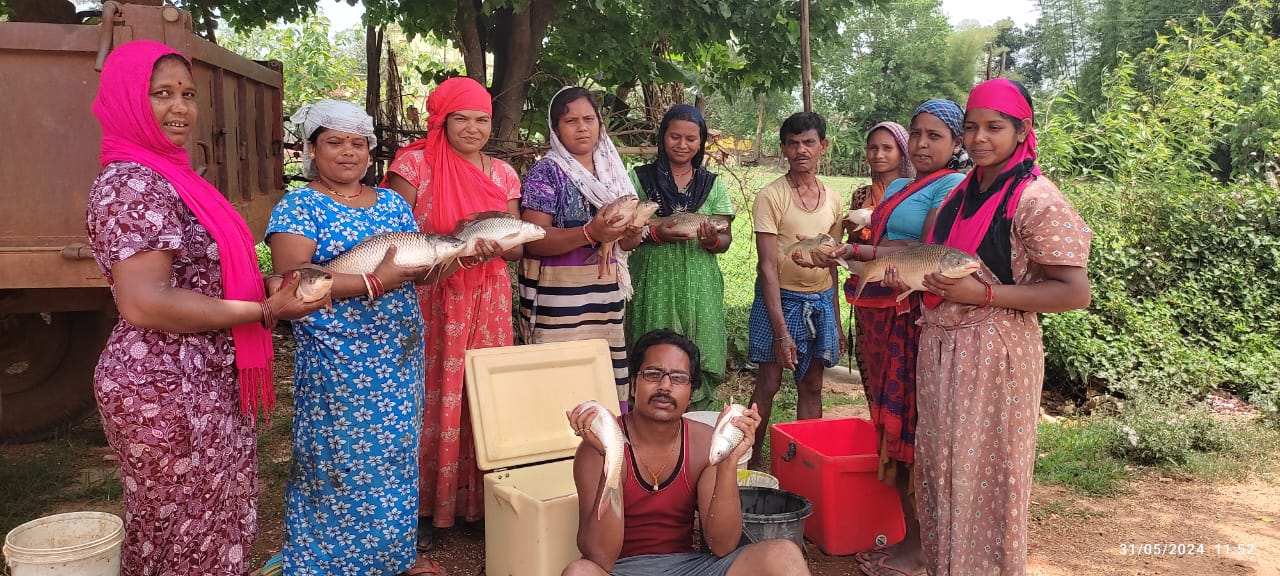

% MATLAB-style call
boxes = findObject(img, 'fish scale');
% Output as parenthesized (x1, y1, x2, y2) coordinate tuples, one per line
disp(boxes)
(846, 243, 982, 302)
(581, 400, 627, 520)
(453, 213, 547, 256)
(324, 231, 467, 275)
(648, 212, 731, 237)
(709, 404, 748, 465)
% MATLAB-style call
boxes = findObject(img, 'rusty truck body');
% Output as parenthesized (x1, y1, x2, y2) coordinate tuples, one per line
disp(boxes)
(0, 1, 285, 441)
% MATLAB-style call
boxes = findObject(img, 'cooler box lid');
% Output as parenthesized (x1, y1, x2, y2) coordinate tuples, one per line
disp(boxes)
(465, 339, 621, 472)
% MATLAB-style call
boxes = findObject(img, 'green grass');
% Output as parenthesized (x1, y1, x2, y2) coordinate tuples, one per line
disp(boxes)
(0, 437, 122, 539)
(823, 394, 864, 409)
(0, 448, 76, 537)
(1156, 419, 1280, 483)
(1034, 419, 1129, 496)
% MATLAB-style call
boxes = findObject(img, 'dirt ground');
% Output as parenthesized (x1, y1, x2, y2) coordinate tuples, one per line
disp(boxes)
(3, 340, 1277, 576)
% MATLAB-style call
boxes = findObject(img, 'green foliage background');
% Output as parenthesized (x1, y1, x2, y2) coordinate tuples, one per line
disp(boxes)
(1034, 0, 1280, 421)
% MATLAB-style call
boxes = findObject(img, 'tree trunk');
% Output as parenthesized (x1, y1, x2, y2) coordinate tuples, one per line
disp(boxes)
(751, 92, 766, 163)
(489, 0, 554, 142)
(456, 0, 486, 85)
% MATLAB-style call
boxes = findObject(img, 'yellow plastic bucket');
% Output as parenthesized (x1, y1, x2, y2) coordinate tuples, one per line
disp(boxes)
(737, 469, 780, 489)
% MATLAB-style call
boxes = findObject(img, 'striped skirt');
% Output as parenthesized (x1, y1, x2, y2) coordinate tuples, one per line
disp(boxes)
(518, 246, 629, 405)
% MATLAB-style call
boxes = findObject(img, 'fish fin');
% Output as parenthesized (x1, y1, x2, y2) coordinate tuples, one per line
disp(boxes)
(894, 288, 917, 302)
(835, 257, 853, 271)
(597, 480, 623, 520)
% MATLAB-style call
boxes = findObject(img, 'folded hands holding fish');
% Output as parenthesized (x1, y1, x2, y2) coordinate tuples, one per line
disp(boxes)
(648, 212, 731, 248)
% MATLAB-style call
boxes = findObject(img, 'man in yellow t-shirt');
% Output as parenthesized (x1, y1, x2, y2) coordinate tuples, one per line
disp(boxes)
(745, 112, 845, 470)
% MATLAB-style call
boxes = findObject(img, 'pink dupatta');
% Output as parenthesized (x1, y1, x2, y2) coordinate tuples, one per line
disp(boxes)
(925, 78, 1040, 308)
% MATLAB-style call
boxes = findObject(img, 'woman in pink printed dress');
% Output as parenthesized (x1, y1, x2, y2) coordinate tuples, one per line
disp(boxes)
(84, 40, 326, 575)
(910, 78, 1092, 576)
(383, 77, 521, 555)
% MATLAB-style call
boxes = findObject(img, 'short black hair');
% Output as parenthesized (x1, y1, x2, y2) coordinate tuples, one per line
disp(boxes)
(629, 329, 703, 390)
(550, 87, 602, 130)
(780, 111, 827, 143)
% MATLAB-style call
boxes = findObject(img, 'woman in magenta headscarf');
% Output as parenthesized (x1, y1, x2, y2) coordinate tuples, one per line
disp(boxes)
(383, 77, 519, 555)
(85, 40, 326, 574)
(911, 79, 1092, 575)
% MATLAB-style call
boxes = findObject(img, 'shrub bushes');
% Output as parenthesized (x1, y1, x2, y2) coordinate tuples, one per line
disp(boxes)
(1035, 0, 1280, 415)
(1042, 179, 1280, 408)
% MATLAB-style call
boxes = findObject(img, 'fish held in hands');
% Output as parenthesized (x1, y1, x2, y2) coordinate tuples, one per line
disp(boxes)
(648, 212, 731, 238)
(588, 196, 641, 278)
(292, 267, 334, 303)
(578, 400, 627, 520)
(324, 232, 468, 275)
(709, 403, 748, 466)
(454, 212, 547, 256)
(845, 208, 873, 232)
(847, 243, 982, 302)
(784, 233, 840, 266)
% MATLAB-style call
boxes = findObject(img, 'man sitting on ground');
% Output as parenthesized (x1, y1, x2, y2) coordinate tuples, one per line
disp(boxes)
(563, 329, 811, 576)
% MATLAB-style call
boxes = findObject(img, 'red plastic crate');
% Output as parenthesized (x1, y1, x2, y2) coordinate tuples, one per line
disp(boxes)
(770, 417, 906, 555)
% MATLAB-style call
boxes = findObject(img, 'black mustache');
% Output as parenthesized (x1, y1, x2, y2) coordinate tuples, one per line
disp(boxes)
(650, 394, 675, 404)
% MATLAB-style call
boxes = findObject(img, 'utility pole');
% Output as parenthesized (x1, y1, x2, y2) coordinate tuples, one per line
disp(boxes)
(800, 0, 813, 112)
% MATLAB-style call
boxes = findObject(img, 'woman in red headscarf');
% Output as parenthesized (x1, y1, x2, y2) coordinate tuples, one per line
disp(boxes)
(905, 79, 1092, 576)
(383, 77, 520, 554)
(85, 40, 327, 574)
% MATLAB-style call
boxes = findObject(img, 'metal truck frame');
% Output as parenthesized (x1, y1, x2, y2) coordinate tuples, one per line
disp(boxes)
(0, 1, 285, 441)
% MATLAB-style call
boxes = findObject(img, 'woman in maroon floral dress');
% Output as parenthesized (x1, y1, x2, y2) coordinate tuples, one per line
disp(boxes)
(85, 40, 327, 575)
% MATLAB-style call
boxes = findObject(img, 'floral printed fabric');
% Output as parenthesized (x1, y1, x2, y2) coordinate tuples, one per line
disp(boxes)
(267, 187, 426, 575)
(915, 178, 1091, 575)
(386, 150, 521, 524)
(87, 162, 258, 576)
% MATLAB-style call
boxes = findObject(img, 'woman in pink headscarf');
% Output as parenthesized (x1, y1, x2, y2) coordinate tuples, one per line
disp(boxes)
(85, 40, 327, 574)
(383, 77, 520, 555)
(906, 78, 1092, 575)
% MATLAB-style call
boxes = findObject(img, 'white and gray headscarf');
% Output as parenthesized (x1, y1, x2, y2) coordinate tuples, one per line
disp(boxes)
(543, 87, 638, 297)
(289, 99, 377, 180)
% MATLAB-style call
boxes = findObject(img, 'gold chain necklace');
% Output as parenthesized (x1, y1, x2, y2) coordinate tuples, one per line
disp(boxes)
(317, 178, 364, 200)
(629, 422, 681, 491)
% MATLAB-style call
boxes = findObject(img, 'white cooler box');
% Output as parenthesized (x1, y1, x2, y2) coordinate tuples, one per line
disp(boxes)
(465, 340, 621, 576)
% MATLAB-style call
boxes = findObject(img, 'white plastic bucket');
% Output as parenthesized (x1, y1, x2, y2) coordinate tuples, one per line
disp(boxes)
(4, 511, 124, 576)
(683, 410, 752, 469)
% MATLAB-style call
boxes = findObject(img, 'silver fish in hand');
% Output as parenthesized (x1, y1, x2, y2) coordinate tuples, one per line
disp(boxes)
(847, 243, 981, 301)
(784, 233, 839, 266)
(579, 400, 627, 520)
(292, 267, 333, 303)
(324, 232, 467, 275)
(454, 212, 547, 256)
(647, 212, 731, 237)
(845, 208, 873, 232)
(709, 403, 748, 466)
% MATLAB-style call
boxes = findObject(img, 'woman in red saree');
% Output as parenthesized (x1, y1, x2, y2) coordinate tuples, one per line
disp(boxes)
(384, 77, 521, 557)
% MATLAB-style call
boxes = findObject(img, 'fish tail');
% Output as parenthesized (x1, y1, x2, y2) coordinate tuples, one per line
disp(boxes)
(850, 261, 869, 300)
(597, 474, 623, 520)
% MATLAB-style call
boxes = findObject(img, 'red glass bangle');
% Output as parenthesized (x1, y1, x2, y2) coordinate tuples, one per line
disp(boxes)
(978, 278, 995, 308)
(259, 298, 273, 329)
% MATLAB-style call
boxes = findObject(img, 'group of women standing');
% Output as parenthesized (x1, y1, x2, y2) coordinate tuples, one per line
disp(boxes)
(800, 80, 1092, 576)
(86, 40, 734, 576)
